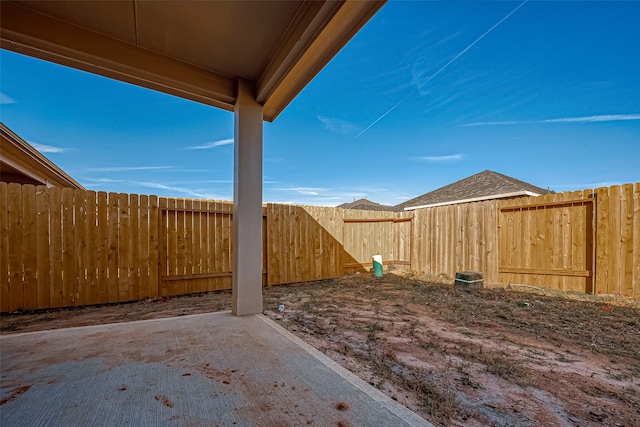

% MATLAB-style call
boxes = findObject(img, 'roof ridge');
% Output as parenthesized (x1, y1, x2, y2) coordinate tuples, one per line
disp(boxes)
(394, 170, 550, 209)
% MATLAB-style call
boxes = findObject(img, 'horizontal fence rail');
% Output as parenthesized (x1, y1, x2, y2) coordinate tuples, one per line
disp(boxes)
(1, 181, 639, 312)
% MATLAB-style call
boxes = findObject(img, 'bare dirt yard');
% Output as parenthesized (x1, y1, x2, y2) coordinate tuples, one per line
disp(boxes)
(2, 274, 639, 426)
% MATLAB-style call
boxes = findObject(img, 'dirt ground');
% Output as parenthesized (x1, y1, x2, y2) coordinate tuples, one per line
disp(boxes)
(2, 274, 639, 427)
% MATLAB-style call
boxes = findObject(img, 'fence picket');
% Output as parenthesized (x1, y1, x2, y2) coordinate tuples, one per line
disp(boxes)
(73, 189, 87, 306)
(608, 186, 621, 295)
(35, 186, 52, 309)
(149, 195, 159, 298)
(595, 186, 609, 295)
(129, 193, 140, 301)
(8, 184, 23, 311)
(61, 188, 75, 306)
(191, 199, 202, 292)
(139, 195, 150, 299)
(22, 185, 37, 310)
(621, 184, 634, 297)
(85, 190, 98, 305)
(49, 187, 63, 308)
(107, 192, 119, 303)
(97, 191, 109, 304)
(118, 193, 130, 301)
(633, 183, 640, 298)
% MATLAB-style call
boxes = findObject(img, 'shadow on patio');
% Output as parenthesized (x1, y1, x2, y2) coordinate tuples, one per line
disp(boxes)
(1, 311, 431, 426)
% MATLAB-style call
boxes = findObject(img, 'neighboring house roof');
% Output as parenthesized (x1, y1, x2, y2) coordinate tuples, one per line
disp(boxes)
(395, 170, 552, 211)
(0, 122, 84, 189)
(338, 198, 397, 212)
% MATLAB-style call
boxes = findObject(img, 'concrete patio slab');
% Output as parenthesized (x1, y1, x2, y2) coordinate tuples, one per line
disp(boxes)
(1, 311, 431, 426)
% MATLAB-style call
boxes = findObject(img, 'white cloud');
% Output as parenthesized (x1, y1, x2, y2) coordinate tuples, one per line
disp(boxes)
(82, 177, 125, 183)
(185, 138, 234, 150)
(543, 114, 640, 123)
(171, 179, 232, 185)
(317, 116, 360, 134)
(81, 177, 229, 199)
(30, 142, 68, 153)
(88, 166, 174, 172)
(550, 181, 625, 192)
(464, 120, 520, 127)
(413, 154, 464, 163)
(465, 114, 640, 127)
(134, 181, 217, 199)
(274, 186, 328, 196)
(0, 92, 15, 105)
(271, 198, 341, 207)
(265, 157, 286, 164)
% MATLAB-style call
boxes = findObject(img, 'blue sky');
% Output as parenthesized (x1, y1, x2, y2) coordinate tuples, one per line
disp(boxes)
(1, 0, 639, 206)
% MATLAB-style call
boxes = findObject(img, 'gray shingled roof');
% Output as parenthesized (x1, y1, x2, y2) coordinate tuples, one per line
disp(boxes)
(395, 170, 552, 211)
(337, 198, 397, 212)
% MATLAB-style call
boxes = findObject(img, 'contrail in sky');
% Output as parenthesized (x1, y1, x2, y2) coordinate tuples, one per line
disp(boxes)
(355, 0, 529, 139)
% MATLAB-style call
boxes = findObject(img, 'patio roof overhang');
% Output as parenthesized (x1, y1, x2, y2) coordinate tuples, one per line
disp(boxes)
(1, 0, 385, 315)
(1, 0, 384, 122)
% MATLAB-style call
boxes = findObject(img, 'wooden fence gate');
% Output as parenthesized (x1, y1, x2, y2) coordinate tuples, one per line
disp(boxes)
(159, 199, 234, 296)
(498, 195, 595, 293)
(158, 199, 267, 297)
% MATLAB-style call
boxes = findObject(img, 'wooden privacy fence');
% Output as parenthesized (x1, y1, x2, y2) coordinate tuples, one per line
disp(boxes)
(1, 181, 639, 312)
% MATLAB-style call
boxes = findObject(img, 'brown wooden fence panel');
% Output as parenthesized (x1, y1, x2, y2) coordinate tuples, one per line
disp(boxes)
(158, 199, 238, 295)
(266, 204, 312, 285)
(265, 204, 409, 285)
(592, 183, 640, 297)
(410, 199, 499, 284)
(341, 209, 412, 273)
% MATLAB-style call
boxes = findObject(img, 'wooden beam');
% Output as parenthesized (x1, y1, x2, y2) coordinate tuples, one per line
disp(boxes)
(500, 199, 594, 212)
(262, 0, 386, 121)
(1, 2, 236, 112)
(343, 217, 412, 223)
(498, 267, 592, 277)
(344, 261, 411, 269)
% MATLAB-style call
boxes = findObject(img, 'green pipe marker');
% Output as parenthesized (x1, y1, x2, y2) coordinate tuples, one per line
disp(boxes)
(372, 255, 383, 277)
